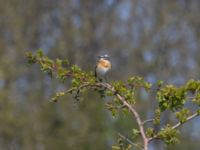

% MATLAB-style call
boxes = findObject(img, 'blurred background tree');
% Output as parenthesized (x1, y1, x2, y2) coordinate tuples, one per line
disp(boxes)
(0, 0, 200, 150)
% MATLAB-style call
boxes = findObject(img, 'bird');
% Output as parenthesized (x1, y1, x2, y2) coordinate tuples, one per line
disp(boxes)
(95, 54, 111, 82)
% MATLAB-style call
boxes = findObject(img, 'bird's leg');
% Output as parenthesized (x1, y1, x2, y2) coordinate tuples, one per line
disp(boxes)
(98, 77, 103, 82)
(95, 75, 103, 82)
(104, 74, 108, 83)
(94, 68, 100, 82)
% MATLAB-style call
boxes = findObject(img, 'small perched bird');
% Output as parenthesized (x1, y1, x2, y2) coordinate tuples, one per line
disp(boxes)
(95, 54, 111, 81)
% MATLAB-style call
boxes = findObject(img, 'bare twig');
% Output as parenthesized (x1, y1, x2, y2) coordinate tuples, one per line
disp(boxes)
(142, 119, 154, 125)
(118, 133, 143, 149)
(105, 103, 126, 109)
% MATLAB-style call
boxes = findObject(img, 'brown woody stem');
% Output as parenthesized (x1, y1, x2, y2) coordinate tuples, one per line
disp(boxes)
(97, 83, 149, 150)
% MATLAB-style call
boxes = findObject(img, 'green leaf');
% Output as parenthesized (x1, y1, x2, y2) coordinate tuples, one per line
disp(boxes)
(36, 49, 43, 57)
(153, 109, 161, 125)
(111, 108, 117, 117)
(132, 128, 139, 138)
(26, 52, 37, 64)
(146, 128, 154, 137)
(157, 80, 164, 87)
(157, 124, 180, 145)
(112, 146, 120, 150)
(185, 79, 200, 92)
(156, 85, 186, 111)
(51, 92, 66, 102)
(175, 108, 190, 123)
(192, 93, 200, 106)
(197, 109, 200, 115)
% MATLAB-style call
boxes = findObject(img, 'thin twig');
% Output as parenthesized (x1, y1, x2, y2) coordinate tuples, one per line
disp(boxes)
(118, 133, 143, 150)
(51, 83, 91, 102)
(172, 112, 199, 129)
(105, 103, 126, 109)
(148, 112, 199, 142)
(142, 119, 154, 125)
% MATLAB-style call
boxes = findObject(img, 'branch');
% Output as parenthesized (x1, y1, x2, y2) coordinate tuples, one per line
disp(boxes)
(51, 83, 91, 102)
(142, 119, 154, 125)
(118, 133, 143, 149)
(59, 82, 149, 149)
(96, 82, 149, 150)
(148, 112, 199, 142)
(105, 103, 126, 109)
(172, 112, 199, 130)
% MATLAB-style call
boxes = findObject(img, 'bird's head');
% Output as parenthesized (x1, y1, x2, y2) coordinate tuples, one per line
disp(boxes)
(98, 54, 110, 60)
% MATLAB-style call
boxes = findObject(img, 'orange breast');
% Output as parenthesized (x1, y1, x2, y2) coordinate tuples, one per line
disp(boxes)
(98, 59, 111, 69)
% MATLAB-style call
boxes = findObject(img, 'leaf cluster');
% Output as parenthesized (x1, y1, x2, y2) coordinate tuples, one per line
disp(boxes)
(157, 124, 179, 145)
(175, 108, 191, 123)
(157, 85, 186, 112)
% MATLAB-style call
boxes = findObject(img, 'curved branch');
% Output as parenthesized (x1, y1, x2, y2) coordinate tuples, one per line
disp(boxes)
(97, 82, 149, 150)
